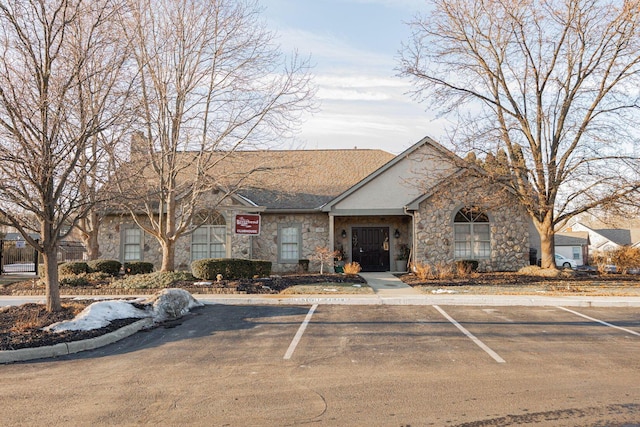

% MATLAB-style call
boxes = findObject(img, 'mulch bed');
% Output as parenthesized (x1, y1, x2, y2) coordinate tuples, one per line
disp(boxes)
(0, 300, 140, 351)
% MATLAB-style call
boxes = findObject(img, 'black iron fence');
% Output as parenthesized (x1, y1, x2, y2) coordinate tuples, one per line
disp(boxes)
(0, 240, 87, 274)
(0, 240, 38, 274)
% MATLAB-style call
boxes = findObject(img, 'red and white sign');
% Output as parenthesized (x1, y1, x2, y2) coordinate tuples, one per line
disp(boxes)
(234, 214, 261, 235)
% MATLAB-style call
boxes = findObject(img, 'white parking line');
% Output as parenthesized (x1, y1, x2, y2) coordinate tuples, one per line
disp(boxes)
(284, 304, 318, 360)
(433, 305, 506, 364)
(556, 306, 640, 336)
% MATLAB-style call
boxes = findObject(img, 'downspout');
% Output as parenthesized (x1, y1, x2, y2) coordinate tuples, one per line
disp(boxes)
(404, 206, 416, 270)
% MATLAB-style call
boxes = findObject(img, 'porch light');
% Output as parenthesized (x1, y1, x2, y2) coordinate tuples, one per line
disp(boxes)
(394, 229, 401, 239)
(341, 229, 347, 238)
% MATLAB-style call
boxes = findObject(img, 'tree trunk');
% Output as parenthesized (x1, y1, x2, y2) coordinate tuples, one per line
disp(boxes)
(43, 250, 61, 312)
(85, 232, 100, 261)
(79, 212, 101, 260)
(538, 225, 557, 270)
(160, 240, 175, 272)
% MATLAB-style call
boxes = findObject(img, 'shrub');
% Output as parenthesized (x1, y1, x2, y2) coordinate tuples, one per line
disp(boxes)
(59, 275, 90, 287)
(114, 271, 196, 289)
(58, 261, 89, 276)
(191, 258, 272, 280)
(608, 246, 640, 274)
(455, 260, 478, 275)
(411, 262, 433, 280)
(87, 259, 122, 276)
(343, 261, 361, 275)
(410, 262, 455, 280)
(124, 261, 154, 275)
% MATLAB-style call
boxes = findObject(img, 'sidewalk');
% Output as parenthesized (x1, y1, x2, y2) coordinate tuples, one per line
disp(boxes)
(2, 272, 640, 308)
(359, 272, 423, 296)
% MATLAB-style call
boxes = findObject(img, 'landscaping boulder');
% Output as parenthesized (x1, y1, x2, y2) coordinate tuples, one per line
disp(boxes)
(144, 288, 203, 322)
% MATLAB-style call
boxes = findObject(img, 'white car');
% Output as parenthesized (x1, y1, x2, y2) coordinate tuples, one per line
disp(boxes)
(555, 254, 577, 269)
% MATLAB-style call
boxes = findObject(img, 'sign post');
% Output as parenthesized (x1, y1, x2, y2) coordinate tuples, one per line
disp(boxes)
(234, 214, 261, 235)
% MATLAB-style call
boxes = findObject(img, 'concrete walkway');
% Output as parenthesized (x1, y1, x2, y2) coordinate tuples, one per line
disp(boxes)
(359, 272, 423, 296)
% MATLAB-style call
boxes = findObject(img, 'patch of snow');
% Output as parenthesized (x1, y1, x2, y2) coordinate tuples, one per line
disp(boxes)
(45, 289, 203, 332)
(45, 300, 150, 332)
(352, 284, 362, 288)
(323, 288, 338, 292)
(193, 281, 212, 286)
(431, 289, 457, 294)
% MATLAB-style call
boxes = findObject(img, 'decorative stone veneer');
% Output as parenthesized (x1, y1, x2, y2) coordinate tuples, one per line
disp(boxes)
(97, 211, 330, 273)
(97, 195, 256, 271)
(414, 176, 529, 272)
(251, 213, 330, 273)
(98, 215, 164, 267)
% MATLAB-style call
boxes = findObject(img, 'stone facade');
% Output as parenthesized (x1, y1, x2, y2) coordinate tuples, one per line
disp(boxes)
(97, 211, 334, 273)
(413, 176, 529, 272)
(97, 198, 529, 274)
(252, 213, 330, 273)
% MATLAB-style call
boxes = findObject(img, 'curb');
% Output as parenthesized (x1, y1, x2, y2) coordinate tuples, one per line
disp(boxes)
(194, 294, 640, 307)
(0, 318, 153, 364)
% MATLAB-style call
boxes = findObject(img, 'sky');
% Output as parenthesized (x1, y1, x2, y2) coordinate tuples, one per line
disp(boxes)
(260, 0, 445, 155)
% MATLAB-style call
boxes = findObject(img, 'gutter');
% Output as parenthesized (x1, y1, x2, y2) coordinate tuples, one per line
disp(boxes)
(404, 206, 417, 268)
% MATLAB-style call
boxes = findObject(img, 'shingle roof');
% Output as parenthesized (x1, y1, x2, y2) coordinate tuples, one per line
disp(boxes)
(121, 148, 395, 211)
(555, 232, 589, 246)
(232, 149, 395, 209)
(594, 229, 633, 246)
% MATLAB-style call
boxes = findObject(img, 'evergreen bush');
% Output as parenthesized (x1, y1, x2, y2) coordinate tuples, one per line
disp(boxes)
(191, 258, 272, 280)
(124, 261, 154, 275)
(87, 259, 122, 276)
(58, 261, 89, 276)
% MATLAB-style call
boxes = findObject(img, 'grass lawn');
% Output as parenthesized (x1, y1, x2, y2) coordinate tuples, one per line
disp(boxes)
(279, 282, 374, 294)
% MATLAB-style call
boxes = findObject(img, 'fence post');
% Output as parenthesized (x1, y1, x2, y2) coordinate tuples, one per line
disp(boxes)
(33, 239, 39, 275)
(0, 240, 3, 275)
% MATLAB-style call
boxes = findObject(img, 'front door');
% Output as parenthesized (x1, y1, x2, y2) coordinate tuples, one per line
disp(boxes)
(351, 227, 390, 272)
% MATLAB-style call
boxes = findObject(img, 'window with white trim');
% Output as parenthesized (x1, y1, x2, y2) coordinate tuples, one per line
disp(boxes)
(122, 226, 143, 261)
(454, 207, 491, 259)
(572, 247, 581, 260)
(191, 212, 226, 261)
(278, 224, 301, 263)
(191, 225, 226, 260)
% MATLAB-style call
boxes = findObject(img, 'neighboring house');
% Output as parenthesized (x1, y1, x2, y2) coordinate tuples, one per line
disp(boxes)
(554, 232, 589, 266)
(562, 222, 640, 255)
(97, 137, 532, 273)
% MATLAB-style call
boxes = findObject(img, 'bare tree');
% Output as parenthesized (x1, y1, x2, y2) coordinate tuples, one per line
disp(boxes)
(0, 0, 131, 311)
(400, 0, 640, 268)
(113, 0, 314, 271)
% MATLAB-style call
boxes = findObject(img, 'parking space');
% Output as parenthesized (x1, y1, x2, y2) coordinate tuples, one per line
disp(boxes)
(279, 305, 640, 366)
(288, 305, 497, 368)
(431, 305, 640, 369)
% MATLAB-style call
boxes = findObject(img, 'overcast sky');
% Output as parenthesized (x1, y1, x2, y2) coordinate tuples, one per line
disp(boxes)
(261, 0, 446, 155)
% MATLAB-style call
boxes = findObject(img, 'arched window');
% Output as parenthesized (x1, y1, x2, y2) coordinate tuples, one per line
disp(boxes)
(454, 207, 490, 259)
(191, 212, 226, 261)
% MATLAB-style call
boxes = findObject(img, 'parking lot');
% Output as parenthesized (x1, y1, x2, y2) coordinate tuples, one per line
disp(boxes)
(1, 303, 640, 426)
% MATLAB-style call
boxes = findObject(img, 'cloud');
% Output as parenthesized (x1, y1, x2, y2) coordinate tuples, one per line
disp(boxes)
(261, 0, 445, 153)
(277, 27, 393, 72)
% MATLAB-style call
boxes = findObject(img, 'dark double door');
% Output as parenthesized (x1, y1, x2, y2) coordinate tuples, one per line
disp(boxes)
(351, 227, 390, 272)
